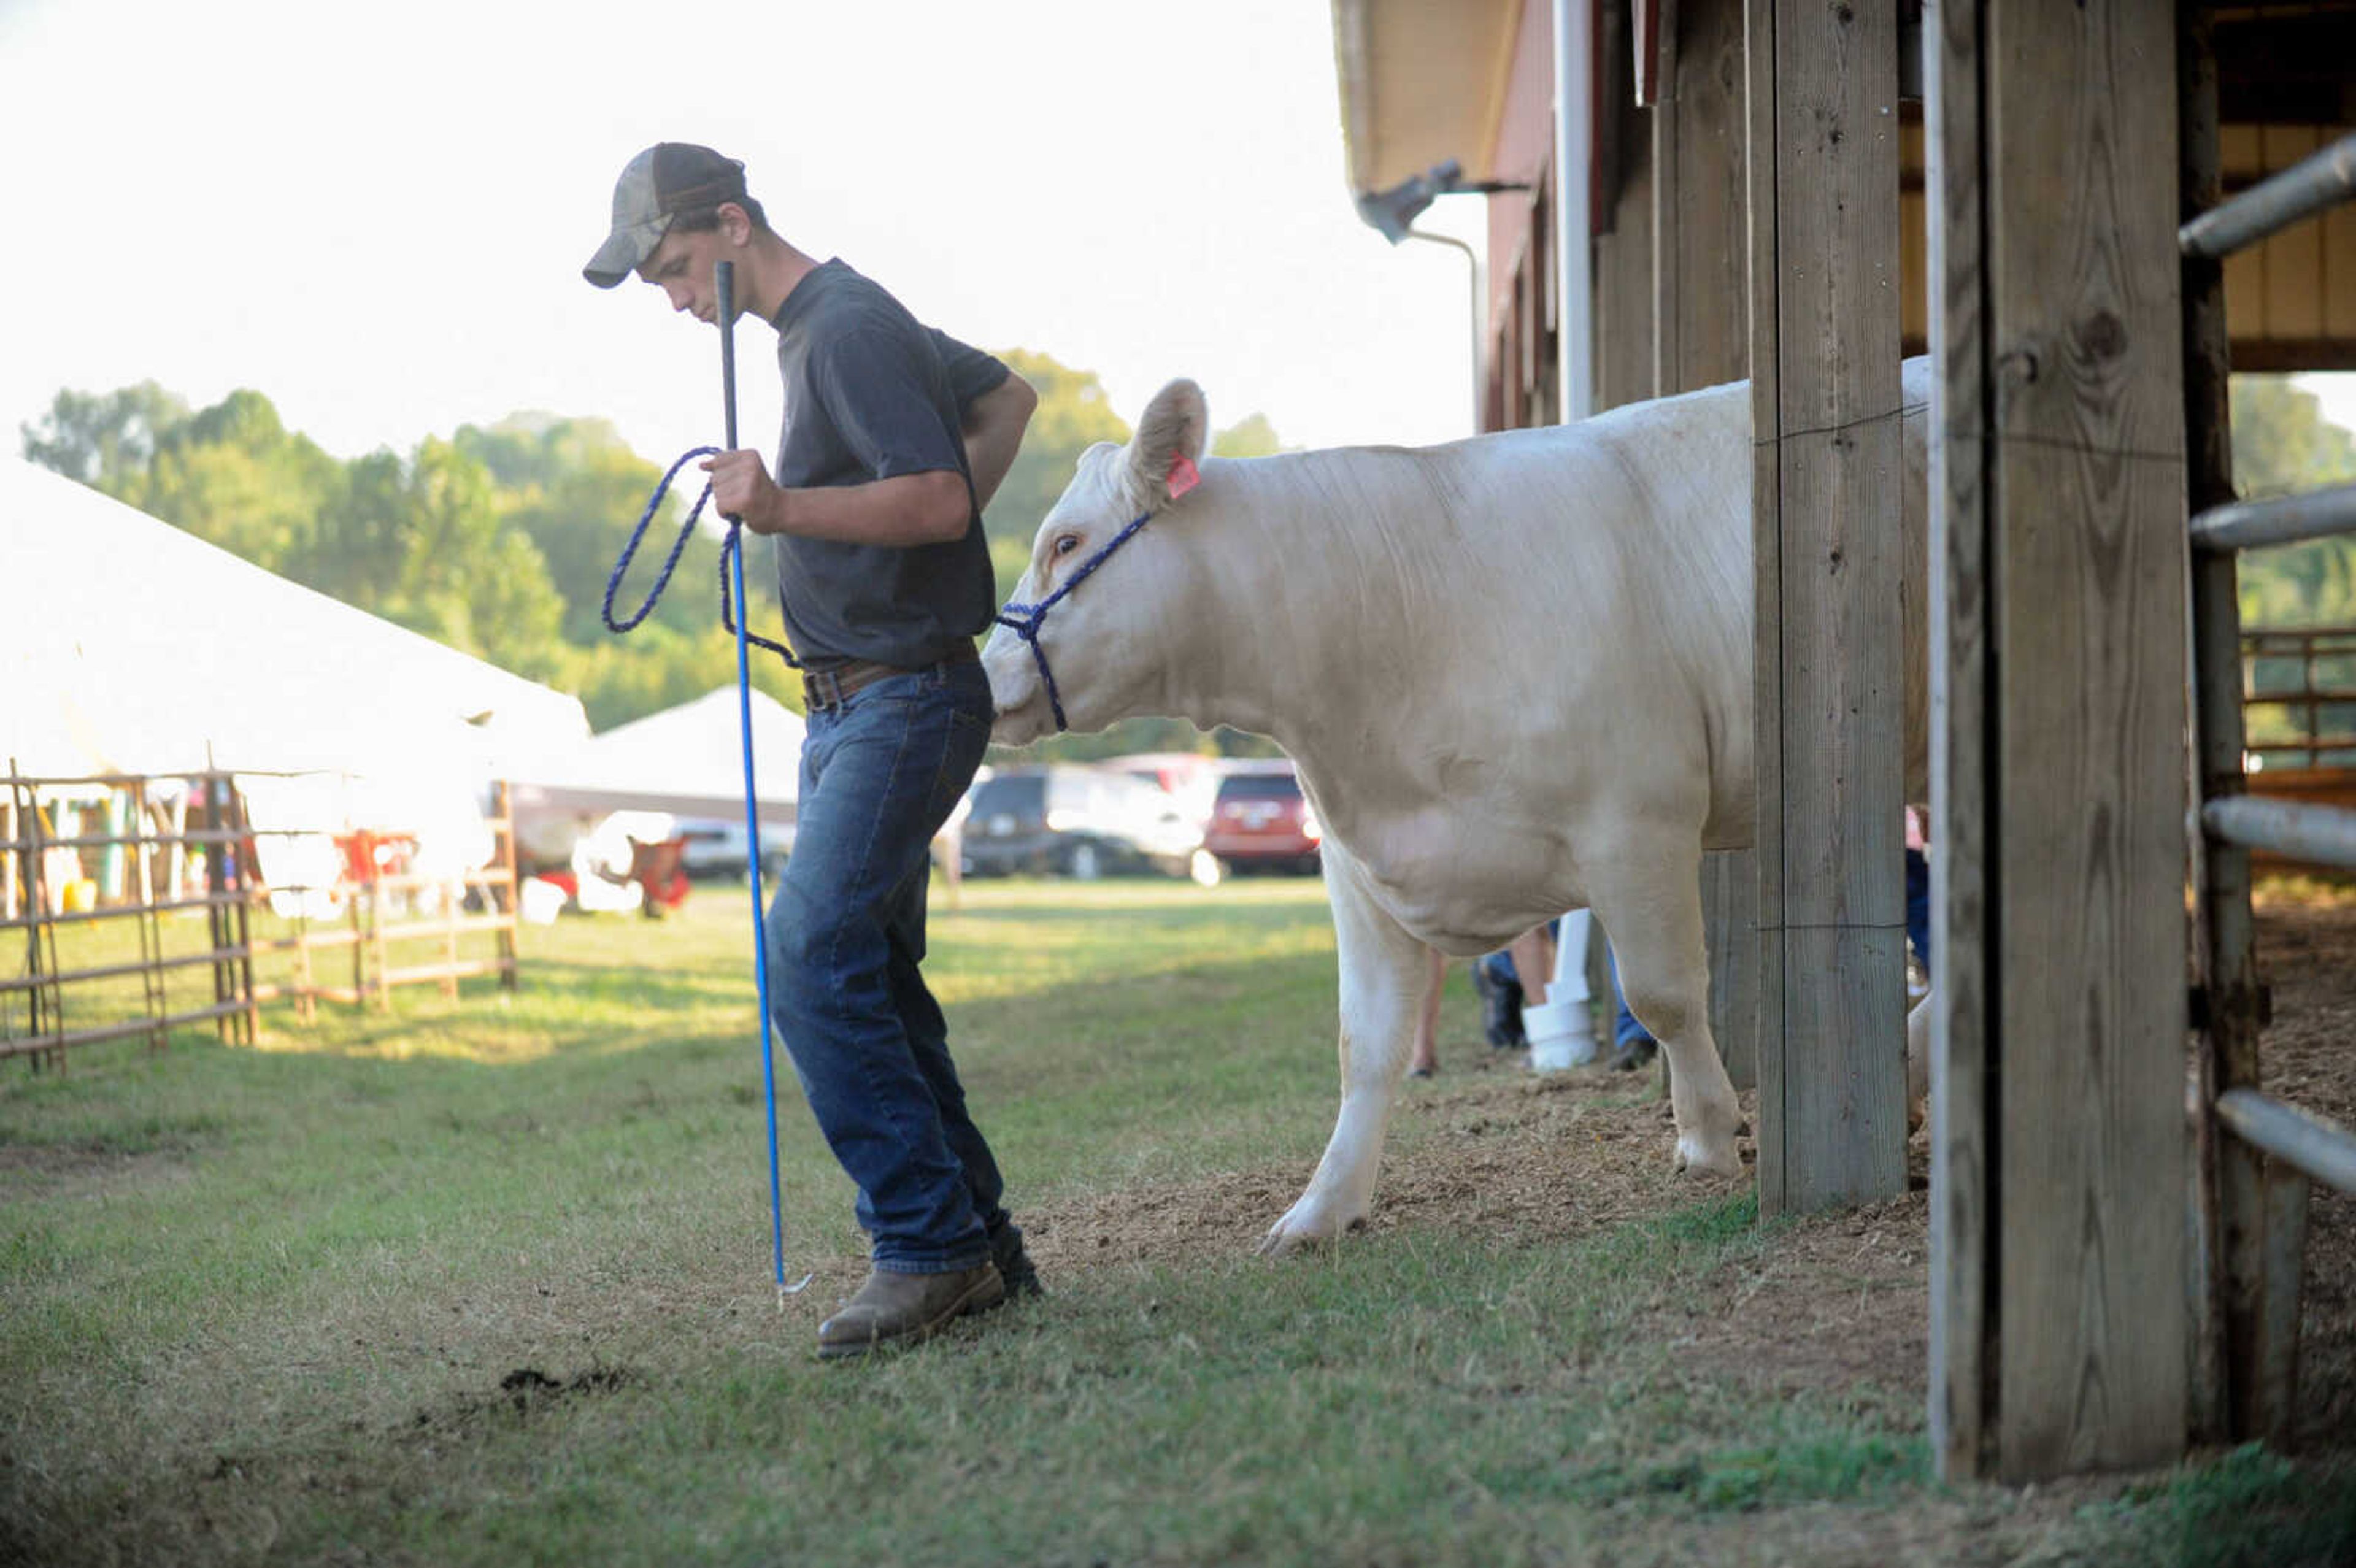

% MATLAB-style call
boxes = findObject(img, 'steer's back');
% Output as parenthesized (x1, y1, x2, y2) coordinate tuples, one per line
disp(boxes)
(1281, 360, 1927, 937)
(1414, 375, 1759, 845)
(1423, 358, 1928, 832)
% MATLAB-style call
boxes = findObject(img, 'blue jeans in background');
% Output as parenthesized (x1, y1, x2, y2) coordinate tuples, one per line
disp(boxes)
(764, 658, 1011, 1275)
(1905, 845, 1931, 981)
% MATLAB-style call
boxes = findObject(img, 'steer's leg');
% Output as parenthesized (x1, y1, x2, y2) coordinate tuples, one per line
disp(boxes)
(1260, 840, 1431, 1256)
(1587, 830, 1746, 1178)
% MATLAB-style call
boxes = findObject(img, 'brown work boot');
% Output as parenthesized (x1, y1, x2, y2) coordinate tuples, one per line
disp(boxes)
(817, 1261, 1004, 1360)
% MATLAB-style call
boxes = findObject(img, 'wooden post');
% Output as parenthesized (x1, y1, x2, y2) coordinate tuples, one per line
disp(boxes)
(1657, 0, 1758, 1090)
(2, 772, 16, 929)
(228, 778, 257, 1044)
(1929, 0, 2192, 1480)
(293, 835, 317, 1023)
(1747, 0, 1909, 1217)
(441, 861, 461, 1002)
(367, 846, 387, 1012)
(164, 785, 188, 904)
(25, 786, 61, 1068)
(495, 780, 520, 992)
(199, 771, 231, 1043)
(132, 777, 167, 1053)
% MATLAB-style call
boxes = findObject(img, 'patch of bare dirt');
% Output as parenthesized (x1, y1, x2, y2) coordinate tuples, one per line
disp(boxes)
(0, 1137, 190, 1195)
(2252, 886, 2356, 1449)
(1017, 891, 2356, 1443)
(1017, 1061, 1750, 1277)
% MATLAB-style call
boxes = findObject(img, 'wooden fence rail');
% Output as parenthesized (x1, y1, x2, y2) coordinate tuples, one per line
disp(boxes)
(4, 767, 521, 1066)
(2242, 625, 2356, 771)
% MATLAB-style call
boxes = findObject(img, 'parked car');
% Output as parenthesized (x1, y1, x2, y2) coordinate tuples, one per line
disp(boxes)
(958, 766, 1215, 882)
(676, 817, 791, 882)
(1103, 751, 1222, 831)
(1204, 759, 1322, 875)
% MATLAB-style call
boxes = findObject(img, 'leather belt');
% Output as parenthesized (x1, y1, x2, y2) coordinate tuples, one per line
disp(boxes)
(801, 640, 978, 711)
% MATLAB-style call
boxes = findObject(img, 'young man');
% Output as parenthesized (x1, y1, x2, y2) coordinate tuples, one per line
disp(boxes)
(585, 142, 1039, 1359)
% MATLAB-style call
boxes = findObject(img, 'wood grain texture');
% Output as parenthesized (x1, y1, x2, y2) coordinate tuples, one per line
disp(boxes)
(1775, 420, 1911, 1206)
(1982, 0, 2191, 1480)
(1750, 0, 1910, 1217)
(1669, 0, 1760, 1091)
(1771, 0, 1903, 435)
(1700, 853, 1759, 1088)
(1596, 88, 1660, 412)
(1669, 0, 1751, 392)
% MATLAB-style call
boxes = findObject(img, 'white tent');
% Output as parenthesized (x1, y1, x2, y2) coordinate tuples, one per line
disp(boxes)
(509, 686, 804, 829)
(1, 458, 589, 782)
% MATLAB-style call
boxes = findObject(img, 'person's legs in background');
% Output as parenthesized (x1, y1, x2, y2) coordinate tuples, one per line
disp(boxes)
(1473, 950, 1525, 1048)
(1904, 842, 1931, 993)
(1506, 923, 1554, 1009)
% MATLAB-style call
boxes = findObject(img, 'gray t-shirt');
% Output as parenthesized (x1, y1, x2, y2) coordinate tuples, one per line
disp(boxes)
(767, 259, 1007, 669)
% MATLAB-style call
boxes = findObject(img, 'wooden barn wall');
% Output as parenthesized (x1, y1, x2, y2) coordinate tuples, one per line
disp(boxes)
(2220, 122, 2356, 369)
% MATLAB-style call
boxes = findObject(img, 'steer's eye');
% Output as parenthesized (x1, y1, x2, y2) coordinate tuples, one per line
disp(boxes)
(1053, 534, 1081, 558)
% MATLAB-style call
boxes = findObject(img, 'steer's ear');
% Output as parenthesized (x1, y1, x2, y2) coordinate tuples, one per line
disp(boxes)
(1123, 379, 1210, 512)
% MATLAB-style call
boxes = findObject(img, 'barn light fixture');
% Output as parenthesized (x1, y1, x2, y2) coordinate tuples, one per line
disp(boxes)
(1352, 158, 1531, 244)
(1352, 159, 1533, 431)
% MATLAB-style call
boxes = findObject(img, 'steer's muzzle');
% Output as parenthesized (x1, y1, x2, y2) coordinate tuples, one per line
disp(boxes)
(980, 627, 1052, 746)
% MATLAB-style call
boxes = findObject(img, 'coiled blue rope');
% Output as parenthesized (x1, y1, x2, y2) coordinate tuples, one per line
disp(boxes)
(602, 446, 799, 666)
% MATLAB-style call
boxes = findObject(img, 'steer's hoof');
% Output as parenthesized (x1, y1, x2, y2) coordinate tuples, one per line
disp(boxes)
(1257, 1199, 1368, 1257)
(1674, 1137, 1744, 1179)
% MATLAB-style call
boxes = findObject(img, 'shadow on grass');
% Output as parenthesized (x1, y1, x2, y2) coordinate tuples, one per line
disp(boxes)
(2080, 1443, 2356, 1568)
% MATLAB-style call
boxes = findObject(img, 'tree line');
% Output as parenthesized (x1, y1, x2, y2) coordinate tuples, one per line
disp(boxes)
(18, 351, 1286, 759)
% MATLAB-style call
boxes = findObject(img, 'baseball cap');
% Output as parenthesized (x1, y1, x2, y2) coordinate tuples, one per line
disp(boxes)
(583, 143, 749, 288)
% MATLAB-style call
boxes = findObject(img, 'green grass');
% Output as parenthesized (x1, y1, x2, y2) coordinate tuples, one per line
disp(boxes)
(3, 877, 2350, 1566)
(2066, 1443, 2356, 1568)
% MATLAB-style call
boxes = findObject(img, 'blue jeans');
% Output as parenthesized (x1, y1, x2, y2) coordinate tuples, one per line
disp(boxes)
(1904, 846, 1931, 981)
(765, 658, 1009, 1275)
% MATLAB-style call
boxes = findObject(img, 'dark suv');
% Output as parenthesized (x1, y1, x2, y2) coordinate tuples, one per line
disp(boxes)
(1203, 761, 1322, 875)
(958, 766, 1212, 881)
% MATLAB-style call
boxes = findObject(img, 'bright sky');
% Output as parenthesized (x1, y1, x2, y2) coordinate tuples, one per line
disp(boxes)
(2, 0, 2347, 483)
(0, 0, 1492, 477)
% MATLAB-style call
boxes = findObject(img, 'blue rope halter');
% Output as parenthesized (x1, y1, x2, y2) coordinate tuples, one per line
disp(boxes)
(602, 446, 799, 667)
(991, 507, 1154, 732)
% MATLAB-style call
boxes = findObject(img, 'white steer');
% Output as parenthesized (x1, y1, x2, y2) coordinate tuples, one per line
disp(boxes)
(984, 360, 1932, 1255)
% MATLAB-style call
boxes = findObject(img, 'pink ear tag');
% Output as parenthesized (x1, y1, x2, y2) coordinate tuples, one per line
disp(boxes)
(1166, 452, 1201, 499)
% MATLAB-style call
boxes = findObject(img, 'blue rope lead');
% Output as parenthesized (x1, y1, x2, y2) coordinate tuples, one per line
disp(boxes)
(606, 445, 810, 1299)
(728, 510, 798, 1299)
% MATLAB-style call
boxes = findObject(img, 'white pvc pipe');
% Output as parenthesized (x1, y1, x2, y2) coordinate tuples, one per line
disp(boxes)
(1526, 0, 1599, 1075)
(1553, 0, 1594, 422)
(1526, 910, 1599, 1070)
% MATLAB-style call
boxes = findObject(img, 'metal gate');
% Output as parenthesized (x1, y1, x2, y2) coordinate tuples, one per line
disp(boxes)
(2181, 107, 2356, 1442)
